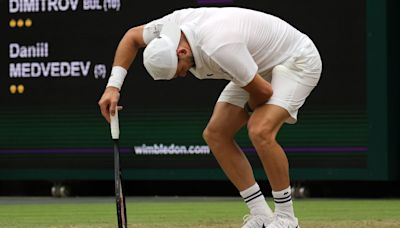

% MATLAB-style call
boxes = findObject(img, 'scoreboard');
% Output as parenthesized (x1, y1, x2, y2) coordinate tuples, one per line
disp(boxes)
(0, 0, 396, 181)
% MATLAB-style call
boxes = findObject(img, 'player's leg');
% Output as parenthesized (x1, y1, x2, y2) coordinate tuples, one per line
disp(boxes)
(248, 104, 299, 228)
(248, 104, 290, 190)
(203, 83, 273, 227)
(254, 42, 321, 227)
(203, 102, 253, 190)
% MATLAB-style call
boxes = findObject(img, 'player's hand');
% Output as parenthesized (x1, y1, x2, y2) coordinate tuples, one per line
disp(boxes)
(98, 86, 121, 123)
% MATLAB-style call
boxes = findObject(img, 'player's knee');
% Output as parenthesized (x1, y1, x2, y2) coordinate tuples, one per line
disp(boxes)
(202, 126, 216, 144)
(248, 121, 276, 147)
(203, 125, 224, 145)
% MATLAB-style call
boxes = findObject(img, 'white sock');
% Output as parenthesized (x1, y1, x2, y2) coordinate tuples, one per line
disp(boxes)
(240, 183, 273, 217)
(272, 186, 295, 218)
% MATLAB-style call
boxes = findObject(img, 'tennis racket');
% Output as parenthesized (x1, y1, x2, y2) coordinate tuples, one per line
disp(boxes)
(110, 108, 128, 228)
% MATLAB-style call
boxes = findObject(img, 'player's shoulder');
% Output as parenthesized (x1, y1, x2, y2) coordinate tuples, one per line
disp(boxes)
(197, 25, 243, 56)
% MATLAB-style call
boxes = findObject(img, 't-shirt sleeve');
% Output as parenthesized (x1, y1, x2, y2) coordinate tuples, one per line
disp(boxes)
(142, 14, 174, 45)
(209, 43, 258, 87)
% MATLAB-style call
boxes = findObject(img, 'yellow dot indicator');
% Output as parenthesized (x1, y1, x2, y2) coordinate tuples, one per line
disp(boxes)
(10, 85, 17, 94)
(17, 19, 24, 27)
(17, 84, 25, 94)
(25, 18, 32, 27)
(9, 19, 16, 28)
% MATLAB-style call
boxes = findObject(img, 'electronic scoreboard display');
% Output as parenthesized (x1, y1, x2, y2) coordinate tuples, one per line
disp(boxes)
(1, 0, 385, 181)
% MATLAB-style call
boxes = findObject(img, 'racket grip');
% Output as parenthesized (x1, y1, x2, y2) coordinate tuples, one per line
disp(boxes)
(110, 108, 119, 140)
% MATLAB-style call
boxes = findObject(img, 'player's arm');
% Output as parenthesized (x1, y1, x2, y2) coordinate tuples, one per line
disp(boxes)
(112, 25, 146, 69)
(242, 73, 273, 112)
(98, 25, 146, 123)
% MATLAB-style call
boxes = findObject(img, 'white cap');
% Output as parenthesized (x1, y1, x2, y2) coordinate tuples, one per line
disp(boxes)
(143, 21, 181, 80)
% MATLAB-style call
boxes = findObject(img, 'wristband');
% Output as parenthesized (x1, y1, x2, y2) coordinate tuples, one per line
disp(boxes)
(106, 66, 127, 90)
(244, 102, 254, 114)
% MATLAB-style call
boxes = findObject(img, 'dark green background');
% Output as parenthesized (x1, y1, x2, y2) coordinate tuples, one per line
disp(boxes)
(0, 0, 397, 181)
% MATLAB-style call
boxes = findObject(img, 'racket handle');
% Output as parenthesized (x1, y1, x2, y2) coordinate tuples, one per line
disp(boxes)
(110, 108, 119, 140)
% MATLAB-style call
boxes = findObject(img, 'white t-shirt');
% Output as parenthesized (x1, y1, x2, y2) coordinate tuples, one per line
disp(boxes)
(143, 7, 308, 87)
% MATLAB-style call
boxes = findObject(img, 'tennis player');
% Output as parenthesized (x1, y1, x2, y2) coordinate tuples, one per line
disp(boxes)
(98, 7, 322, 228)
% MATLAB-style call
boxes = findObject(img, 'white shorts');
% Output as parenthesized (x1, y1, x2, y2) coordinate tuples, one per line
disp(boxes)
(217, 40, 322, 124)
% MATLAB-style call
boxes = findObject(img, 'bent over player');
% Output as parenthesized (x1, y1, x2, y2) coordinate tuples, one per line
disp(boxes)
(98, 7, 322, 228)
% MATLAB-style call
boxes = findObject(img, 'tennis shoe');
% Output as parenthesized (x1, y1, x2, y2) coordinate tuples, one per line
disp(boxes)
(266, 213, 299, 228)
(241, 214, 273, 228)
